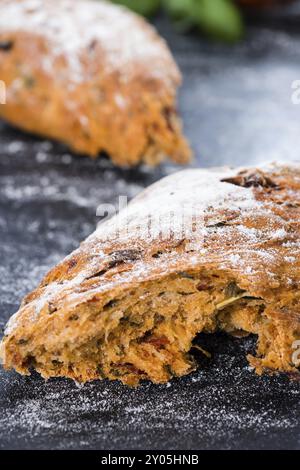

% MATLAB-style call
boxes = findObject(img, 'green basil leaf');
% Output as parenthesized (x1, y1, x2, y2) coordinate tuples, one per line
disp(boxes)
(163, 0, 194, 19)
(110, 0, 160, 17)
(192, 0, 244, 42)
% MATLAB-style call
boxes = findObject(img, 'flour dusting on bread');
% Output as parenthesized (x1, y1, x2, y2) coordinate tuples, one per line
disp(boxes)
(0, 0, 179, 85)
(0, 0, 191, 165)
(1, 163, 299, 385)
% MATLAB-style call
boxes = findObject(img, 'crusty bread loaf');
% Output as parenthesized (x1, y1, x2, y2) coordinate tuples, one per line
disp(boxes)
(1, 163, 299, 385)
(0, 0, 191, 166)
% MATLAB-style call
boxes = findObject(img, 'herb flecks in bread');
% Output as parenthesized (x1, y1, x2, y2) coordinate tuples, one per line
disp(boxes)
(1, 163, 300, 385)
(0, 0, 191, 166)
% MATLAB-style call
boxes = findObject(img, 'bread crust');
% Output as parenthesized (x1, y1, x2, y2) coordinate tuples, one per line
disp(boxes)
(1, 162, 299, 385)
(0, 0, 191, 166)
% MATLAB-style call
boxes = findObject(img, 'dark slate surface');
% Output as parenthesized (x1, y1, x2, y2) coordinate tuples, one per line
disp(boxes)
(1, 9, 300, 450)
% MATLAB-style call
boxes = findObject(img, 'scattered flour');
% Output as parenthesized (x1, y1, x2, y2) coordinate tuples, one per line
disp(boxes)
(0, 334, 299, 450)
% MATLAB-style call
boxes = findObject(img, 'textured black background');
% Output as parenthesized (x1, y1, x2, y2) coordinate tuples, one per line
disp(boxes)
(0, 6, 300, 450)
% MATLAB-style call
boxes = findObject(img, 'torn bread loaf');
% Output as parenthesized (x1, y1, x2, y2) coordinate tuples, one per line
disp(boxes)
(1, 163, 300, 385)
(0, 0, 191, 166)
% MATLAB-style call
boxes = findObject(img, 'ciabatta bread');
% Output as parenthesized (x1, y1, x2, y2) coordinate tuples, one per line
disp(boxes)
(0, 0, 191, 166)
(1, 163, 299, 385)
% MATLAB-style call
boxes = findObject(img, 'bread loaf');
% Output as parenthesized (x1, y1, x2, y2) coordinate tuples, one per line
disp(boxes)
(1, 163, 299, 385)
(0, 0, 191, 166)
